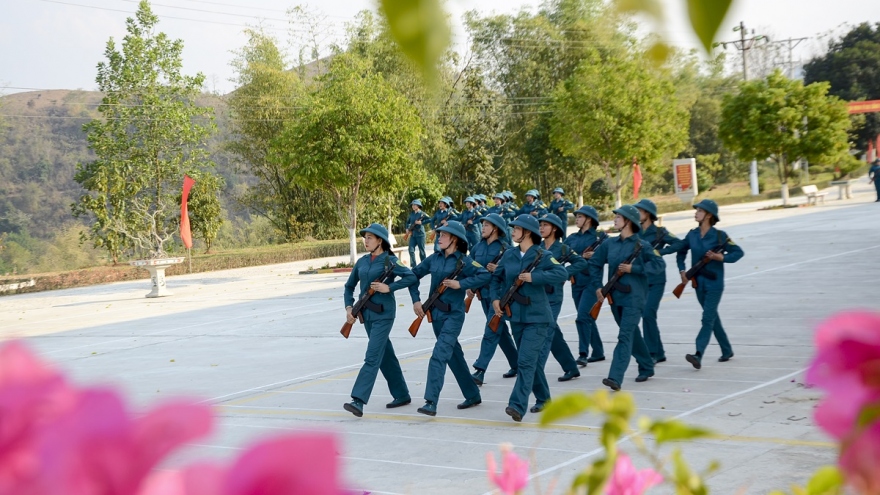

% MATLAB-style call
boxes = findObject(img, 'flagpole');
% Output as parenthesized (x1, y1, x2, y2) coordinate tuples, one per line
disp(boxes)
(187, 248, 192, 274)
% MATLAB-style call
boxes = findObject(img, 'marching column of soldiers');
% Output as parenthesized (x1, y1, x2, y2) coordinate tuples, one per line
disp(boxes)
(344, 188, 744, 421)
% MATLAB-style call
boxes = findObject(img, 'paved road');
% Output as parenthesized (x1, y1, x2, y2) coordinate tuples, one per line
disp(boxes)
(2, 182, 878, 494)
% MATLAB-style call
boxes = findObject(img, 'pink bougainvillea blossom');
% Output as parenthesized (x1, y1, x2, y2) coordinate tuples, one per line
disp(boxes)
(806, 311, 880, 439)
(839, 421, 880, 495)
(605, 453, 662, 495)
(486, 444, 529, 495)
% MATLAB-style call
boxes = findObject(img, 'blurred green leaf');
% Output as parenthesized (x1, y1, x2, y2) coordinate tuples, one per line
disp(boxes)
(672, 449, 709, 495)
(379, 0, 450, 85)
(805, 466, 844, 495)
(649, 418, 713, 444)
(614, 0, 663, 19)
(540, 391, 594, 426)
(646, 41, 673, 64)
(857, 402, 880, 428)
(687, 0, 733, 52)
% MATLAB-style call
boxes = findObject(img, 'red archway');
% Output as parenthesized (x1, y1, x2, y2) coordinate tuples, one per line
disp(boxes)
(848, 100, 880, 162)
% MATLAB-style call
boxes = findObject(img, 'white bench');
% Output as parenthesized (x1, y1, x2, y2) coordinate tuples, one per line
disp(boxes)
(801, 185, 828, 205)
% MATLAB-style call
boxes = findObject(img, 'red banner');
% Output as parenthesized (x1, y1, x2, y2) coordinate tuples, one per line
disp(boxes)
(848, 100, 880, 114)
(180, 175, 195, 249)
(632, 158, 642, 199)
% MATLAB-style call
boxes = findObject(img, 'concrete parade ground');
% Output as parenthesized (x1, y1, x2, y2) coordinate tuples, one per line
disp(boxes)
(2, 180, 879, 495)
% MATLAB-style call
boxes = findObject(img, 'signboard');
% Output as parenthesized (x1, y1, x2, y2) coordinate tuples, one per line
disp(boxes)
(673, 158, 697, 204)
(848, 100, 880, 115)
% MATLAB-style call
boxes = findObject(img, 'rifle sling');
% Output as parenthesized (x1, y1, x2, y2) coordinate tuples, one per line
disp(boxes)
(363, 299, 384, 313)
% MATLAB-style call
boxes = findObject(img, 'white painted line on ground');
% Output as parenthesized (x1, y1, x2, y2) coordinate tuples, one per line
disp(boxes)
(203, 335, 482, 404)
(41, 300, 334, 356)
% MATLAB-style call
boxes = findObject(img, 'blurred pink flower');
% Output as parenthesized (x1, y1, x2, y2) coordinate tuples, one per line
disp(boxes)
(35, 390, 213, 495)
(806, 311, 880, 439)
(605, 454, 662, 495)
(839, 421, 880, 495)
(486, 446, 529, 495)
(0, 341, 78, 492)
(139, 434, 342, 495)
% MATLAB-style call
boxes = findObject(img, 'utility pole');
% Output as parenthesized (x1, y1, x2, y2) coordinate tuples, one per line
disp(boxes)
(715, 21, 769, 81)
(716, 22, 768, 195)
(768, 36, 809, 78)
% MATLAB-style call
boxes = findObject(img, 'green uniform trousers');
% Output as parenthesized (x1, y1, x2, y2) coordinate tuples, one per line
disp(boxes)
(473, 297, 518, 372)
(608, 305, 654, 385)
(508, 322, 550, 417)
(351, 319, 410, 404)
(425, 311, 481, 404)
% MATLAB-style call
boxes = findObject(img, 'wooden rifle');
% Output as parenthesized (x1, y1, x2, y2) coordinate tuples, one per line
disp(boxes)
(589, 241, 642, 319)
(408, 260, 465, 337)
(488, 251, 544, 332)
(672, 236, 728, 298)
(571, 232, 607, 285)
(465, 246, 506, 313)
(340, 261, 396, 338)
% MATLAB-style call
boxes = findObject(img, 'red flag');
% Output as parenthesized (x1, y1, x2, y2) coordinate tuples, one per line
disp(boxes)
(632, 157, 643, 200)
(180, 175, 195, 249)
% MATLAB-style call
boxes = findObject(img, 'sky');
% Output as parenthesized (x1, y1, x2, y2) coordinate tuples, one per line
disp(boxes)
(0, 0, 878, 96)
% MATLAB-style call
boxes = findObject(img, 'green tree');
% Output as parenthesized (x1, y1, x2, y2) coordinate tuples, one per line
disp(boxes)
(804, 22, 880, 149)
(720, 70, 852, 205)
(179, 171, 224, 253)
(550, 49, 689, 208)
(226, 29, 339, 241)
(275, 53, 423, 264)
(72, 1, 217, 261)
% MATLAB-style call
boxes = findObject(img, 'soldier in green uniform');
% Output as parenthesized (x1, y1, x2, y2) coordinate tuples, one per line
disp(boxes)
(487, 193, 506, 216)
(343, 224, 419, 417)
(429, 197, 454, 253)
(490, 215, 569, 421)
(517, 190, 548, 217)
(549, 188, 574, 219)
(538, 213, 587, 386)
(668, 199, 744, 369)
(410, 221, 490, 416)
(405, 199, 429, 267)
(470, 214, 518, 385)
(564, 206, 607, 365)
(633, 199, 679, 363)
(588, 205, 663, 391)
(459, 196, 483, 251)
(870, 158, 880, 202)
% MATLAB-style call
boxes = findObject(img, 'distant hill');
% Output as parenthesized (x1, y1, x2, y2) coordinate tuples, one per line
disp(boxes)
(0, 89, 248, 238)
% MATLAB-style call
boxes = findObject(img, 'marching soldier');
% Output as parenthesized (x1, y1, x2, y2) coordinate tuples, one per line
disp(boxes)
(668, 199, 744, 369)
(588, 205, 663, 391)
(870, 158, 880, 202)
(487, 193, 507, 216)
(549, 187, 574, 219)
(459, 197, 483, 251)
(490, 215, 568, 421)
(411, 221, 489, 416)
(564, 205, 607, 365)
(633, 199, 678, 364)
(405, 199, 429, 266)
(470, 213, 518, 385)
(517, 190, 548, 217)
(342, 224, 418, 417)
(429, 197, 454, 253)
(538, 213, 586, 385)
(476, 194, 490, 215)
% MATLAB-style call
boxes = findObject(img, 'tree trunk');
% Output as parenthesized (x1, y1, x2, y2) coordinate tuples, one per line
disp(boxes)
(348, 192, 358, 266)
(778, 156, 789, 206)
(348, 227, 357, 266)
(576, 177, 585, 208)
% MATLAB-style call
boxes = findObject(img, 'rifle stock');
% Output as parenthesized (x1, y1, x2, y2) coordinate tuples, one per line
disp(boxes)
(408, 316, 423, 337)
(589, 300, 602, 320)
(464, 292, 475, 313)
(672, 282, 686, 298)
(488, 314, 501, 332)
(340, 321, 353, 339)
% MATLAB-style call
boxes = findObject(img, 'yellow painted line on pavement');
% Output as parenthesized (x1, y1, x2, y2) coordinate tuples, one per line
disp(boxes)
(218, 405, 835, 448)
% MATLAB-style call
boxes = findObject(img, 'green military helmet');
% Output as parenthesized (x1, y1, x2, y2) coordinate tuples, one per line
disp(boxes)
(359, 223, 393, 250)
(504, 190, 516, 201)
(573, 205, 599, 224)
(438, 196, 452, 207)
(692, 199, 720, 221)
(493, 193, 506, 201)
(478, 194, 488, 202)
(633, 198, 658, 221)
(552, 187, 565, 195)
(612, 205, 642, 232)
(525, 189, 540, 200)
(480, 213, 508, 237)
(435, 220, 470, 253)
(510, 214, 541, 237)
(539, 213, 567, 239)
(464, 196, 477, 205)
(411, 199, 423, 208)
